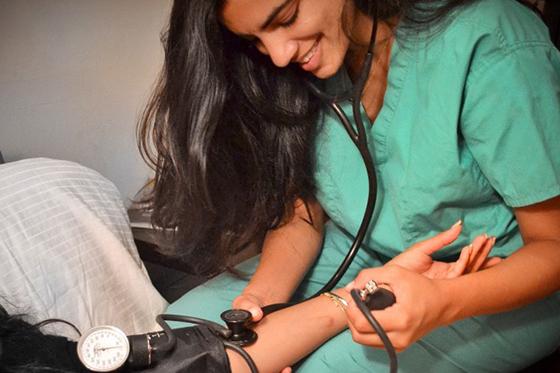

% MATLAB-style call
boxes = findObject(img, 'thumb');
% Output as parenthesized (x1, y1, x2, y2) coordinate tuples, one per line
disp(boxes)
(233, 296, 264, 321)
(241, 302, 263, 321)
(241, 303, 263, 322)
(408, 220, 462, 255)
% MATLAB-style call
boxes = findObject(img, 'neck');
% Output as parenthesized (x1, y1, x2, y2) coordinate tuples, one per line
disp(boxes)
(345, 11, 396, 81)
(345, 12, 397, 122)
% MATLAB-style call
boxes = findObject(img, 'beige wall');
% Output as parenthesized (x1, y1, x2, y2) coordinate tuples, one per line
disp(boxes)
(0, 0, 170, 202)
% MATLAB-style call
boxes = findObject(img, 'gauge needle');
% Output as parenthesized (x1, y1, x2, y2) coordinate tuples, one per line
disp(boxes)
(94, 345, 122, 353)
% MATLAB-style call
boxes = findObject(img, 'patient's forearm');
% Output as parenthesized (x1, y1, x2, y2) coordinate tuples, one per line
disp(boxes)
(227, 290, 348, 373)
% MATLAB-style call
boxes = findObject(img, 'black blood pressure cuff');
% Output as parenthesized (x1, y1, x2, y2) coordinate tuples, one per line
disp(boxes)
(132, 325, 231, 373)
(3, 322, 231, 373)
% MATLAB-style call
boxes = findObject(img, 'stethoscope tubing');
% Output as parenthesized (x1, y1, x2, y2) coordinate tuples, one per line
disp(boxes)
(262, 1, 379, 311)
(261, 4, 398, 371)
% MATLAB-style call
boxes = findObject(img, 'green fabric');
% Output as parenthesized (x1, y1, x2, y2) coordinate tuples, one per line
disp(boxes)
(314, 0, 560, 261)
(169, 1, 560, 371)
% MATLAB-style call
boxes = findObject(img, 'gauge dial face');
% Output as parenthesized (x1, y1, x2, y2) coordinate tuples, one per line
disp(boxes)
(77, 325, 130, 372)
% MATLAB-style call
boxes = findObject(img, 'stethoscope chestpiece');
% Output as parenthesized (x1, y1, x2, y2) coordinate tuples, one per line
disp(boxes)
(220, 309, 258, 347)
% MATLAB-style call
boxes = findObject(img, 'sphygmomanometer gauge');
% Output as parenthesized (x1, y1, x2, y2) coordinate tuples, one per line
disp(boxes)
(77, 325, 130, 372)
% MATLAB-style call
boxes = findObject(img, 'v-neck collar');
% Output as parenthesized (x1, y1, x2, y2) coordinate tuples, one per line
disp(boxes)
(322, 36, 412, 165)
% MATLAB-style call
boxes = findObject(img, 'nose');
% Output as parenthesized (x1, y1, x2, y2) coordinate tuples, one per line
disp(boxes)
(259, 33, 298, 68)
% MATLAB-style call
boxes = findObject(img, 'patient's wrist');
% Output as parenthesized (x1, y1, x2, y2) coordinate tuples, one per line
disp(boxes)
(313, 289, 350, 330)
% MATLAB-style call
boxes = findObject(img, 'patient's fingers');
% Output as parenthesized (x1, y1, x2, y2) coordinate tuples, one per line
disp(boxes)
(481, 255, 503, 269)
(467, 236, 496, 273)
(448, 243, 472, 278)
(474, 236, 496, 271)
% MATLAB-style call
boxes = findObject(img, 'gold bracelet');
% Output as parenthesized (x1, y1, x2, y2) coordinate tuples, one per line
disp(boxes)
(322, 292, 348, 311)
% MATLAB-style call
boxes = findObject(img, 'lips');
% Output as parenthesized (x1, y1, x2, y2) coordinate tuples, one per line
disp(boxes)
(300, 39, 319, 64)
(298, 36, 322, 72)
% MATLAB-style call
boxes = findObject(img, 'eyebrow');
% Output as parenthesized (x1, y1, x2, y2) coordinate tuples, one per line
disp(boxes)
(259, 0, 293, 31)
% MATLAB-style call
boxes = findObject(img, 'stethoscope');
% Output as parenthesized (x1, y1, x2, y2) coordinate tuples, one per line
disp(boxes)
(295, 0, 381, 301)
(262, 10, 380, 312)
(76, 4, 398, 373)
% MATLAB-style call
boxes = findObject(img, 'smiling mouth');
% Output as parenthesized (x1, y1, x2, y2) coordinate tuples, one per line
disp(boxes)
(300, 39, 319, 64)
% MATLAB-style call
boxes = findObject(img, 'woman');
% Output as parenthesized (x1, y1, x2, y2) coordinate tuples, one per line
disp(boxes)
(139, 0, 560, 371)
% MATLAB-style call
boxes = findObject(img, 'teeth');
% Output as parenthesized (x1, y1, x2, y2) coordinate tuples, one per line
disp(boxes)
(302, 41, 319, 64)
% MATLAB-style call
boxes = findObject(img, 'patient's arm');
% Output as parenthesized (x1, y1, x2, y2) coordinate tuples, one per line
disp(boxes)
(227, 289, 348, 373)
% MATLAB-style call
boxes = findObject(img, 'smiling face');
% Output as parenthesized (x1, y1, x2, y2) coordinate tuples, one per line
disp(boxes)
(220, 0, 356, 79)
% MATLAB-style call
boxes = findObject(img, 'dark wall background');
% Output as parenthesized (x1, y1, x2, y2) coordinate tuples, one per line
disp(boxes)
(543, 0, 560, 48)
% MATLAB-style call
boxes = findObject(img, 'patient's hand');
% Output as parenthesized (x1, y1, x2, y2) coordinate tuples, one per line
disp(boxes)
(387, 221, 501, 279)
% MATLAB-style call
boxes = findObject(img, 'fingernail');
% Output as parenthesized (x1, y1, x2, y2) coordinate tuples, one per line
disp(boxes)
(483, 233, 489, 239)
(451, 220, 462, 229)
(345, 281, 355, 291)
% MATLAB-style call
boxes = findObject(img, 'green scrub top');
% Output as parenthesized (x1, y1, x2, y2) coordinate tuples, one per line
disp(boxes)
(313, 0, 560, 261)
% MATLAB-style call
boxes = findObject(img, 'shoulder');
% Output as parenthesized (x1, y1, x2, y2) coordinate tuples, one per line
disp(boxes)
(436, 0, 552, 52)
(456, 1, 544, 29)
(407, 0, 556, 83)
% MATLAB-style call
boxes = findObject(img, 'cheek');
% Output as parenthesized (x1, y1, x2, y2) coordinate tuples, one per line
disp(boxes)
(296, 0, 338, 37)
(318, 22, 350, 66)
(303, 1, 348, 48)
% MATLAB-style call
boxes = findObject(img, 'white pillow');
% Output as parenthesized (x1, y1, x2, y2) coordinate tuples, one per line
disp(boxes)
(0, 158, 167, 339)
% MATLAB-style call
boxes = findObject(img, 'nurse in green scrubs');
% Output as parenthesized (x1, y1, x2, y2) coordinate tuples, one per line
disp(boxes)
(141, 0, 560, 371)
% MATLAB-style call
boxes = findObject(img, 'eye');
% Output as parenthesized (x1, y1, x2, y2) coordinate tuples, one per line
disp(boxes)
(277, 1, 299, 28)
(278, 9, 298, 28)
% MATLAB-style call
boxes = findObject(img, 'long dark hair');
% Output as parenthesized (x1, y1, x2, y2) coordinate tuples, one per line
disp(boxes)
(138, 0, 534, 275)
(0, 304, 81, 372)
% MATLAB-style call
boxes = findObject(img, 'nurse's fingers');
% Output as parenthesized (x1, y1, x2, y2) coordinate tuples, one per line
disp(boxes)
(407, 220, 463, 256)
(346, 293, 402, 335)
(346, 313, 406, 351)
(232, 294, 264, 321)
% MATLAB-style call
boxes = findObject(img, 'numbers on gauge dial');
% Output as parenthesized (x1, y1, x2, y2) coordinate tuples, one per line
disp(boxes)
(77, 325, 130, 372)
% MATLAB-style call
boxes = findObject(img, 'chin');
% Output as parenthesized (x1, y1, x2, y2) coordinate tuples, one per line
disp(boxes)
(313, 54, 346, 79)
(311, 65, 339, 80)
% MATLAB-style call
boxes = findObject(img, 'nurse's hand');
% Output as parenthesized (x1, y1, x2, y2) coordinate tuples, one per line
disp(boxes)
(385, 221, 500, 279)
(232, 292, 265, 321)
(343, 223, 501, 351)
(345, 265, 449, 352)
